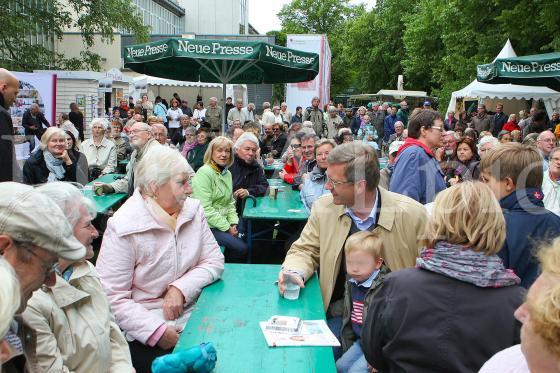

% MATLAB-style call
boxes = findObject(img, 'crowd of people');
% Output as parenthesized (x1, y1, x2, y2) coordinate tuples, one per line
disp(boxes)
(1, 65, 560, 372)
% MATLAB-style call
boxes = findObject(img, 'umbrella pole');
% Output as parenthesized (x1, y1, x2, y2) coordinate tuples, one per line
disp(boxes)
(222, 82, 227, 135)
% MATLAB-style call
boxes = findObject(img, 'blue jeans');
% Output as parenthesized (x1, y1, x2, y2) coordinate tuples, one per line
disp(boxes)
(327, 316, 343, 360)
(210, 228, 248, 263)
(336, 340, 368, 373)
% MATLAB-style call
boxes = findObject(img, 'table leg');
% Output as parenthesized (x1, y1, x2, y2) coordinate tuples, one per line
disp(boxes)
(246, 219, 253, 264)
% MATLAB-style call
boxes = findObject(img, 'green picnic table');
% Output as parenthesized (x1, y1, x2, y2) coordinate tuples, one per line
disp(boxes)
(174, 263, 336, 373)
(119, 159, 129, 165)
(243, 179, 309, 261)
(82, 173, 127, 215)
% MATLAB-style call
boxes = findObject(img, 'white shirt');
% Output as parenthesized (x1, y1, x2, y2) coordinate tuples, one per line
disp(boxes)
(166, 108, 183, 129)
(241, 107, 255, 122)
(478, 345, 529, 373)
(193, 108, 207, 123)
(543, 171, 560, 216)
(80, 137, 117, 174)
(261, 109, 276, 125)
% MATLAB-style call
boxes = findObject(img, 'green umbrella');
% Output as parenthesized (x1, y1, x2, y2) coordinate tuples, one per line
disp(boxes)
(477, 52, 560, 91)
(124, 38, 320, 132)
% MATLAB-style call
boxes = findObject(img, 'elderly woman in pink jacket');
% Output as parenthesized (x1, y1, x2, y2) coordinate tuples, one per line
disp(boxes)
(96, 145, 225, 373)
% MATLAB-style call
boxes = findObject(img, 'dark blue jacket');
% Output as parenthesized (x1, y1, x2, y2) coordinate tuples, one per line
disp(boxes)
(389, 145, 446, 204)
(383, 114, 401, 142)
(499, 188, 560, 288)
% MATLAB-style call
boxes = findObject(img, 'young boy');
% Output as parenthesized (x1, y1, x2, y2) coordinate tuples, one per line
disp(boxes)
(480, 142, 560, 288)
(336, 231, 389, 373)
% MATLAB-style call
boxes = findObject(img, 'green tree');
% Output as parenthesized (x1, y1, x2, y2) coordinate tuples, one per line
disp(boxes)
(0, 0, 149, 72)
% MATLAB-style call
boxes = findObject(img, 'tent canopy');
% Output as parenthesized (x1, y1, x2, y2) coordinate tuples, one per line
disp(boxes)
(450, 40, 560, 117)
(123, 38, 319, 84)
(124, 38, 319, 133)
(133, 75, 222, 88)
(477, 50, 560, 91)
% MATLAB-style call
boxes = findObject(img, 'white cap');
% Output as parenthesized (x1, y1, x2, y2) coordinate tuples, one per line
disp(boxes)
(0, 183, 86, 261)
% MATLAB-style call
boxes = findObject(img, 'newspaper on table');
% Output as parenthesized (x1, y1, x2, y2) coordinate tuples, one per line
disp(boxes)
(259, 316, 340, 347)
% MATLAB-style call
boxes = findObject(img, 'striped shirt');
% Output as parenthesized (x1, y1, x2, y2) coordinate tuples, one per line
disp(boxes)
(349, 269, 380, 338)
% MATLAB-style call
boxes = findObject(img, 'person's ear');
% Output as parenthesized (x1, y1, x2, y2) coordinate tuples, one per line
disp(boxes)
(504, 177, 516, 193)
(0, 235, 15, 256)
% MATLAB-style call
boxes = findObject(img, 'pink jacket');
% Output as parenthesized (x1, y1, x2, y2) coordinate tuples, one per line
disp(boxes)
(96, 191, 224, 344)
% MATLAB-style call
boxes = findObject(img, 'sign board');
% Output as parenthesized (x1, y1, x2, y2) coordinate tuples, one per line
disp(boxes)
(286, 35, 332, 114)
(10, 72, 56, 129)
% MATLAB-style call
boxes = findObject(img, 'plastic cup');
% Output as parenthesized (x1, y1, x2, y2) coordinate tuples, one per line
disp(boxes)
(93, 182, 104, 196)
(269, 186, 278, 199)
(283, 273, 301, 300)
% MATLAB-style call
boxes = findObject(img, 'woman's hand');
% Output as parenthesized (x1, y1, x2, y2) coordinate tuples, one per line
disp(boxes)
(162, 286, 185, 321)
(61, 150, 73, 165)
(228, 225, 238, 236)
(157, 326, 180, 350)
(278, 170, 286, 180)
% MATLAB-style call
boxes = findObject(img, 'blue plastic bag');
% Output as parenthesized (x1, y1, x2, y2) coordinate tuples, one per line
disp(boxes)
(151, 342, 217, 373)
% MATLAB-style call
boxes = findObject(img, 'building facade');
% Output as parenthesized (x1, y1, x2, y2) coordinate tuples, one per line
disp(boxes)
(179, 0, 250, 35)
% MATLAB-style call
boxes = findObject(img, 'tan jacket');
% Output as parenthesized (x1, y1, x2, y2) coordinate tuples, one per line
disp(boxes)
(23, 261, 133, 373)
(282, 187, 427, 311)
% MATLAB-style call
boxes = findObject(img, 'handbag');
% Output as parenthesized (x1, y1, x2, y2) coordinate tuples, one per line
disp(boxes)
(151, 342, 217, 373)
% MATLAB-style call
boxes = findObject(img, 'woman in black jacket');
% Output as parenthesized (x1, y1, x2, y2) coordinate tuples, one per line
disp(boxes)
(64, 130, 89, 185)
(229, 132, 269, 215)
(362, 182, 525, 373)
(23, 127, 77, 185)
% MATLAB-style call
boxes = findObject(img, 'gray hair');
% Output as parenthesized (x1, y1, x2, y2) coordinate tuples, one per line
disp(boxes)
(315, 138, 336, 153)
(131, 121, 151, 133)
(300, 132, 317, 143)
(327, 141, 380, 191)
(263, 102, 271, 109)
(299, 127, 316, 136)
(91, 117, 109, 131)
(247, 103, 255, 109)
(0, 258, 19, 338)
(179, 114, 190, 120)
(135, 146, 191, 193)
(233, 132, 259, 151)
(151, 122, 168, 137)
(394, 121, 404, 128)
(40, 127, 66, 150)
(37, 182, 96, 227)
(478, 135, 500, 149)
(444, 130, 461, 141)
(302, 120, 313, 128)
(328, 106, 337, 113)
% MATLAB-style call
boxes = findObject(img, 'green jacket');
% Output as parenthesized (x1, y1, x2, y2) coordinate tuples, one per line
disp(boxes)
(340, 264, 390, 352)
(191, 164, 238, 231)
(397, 108, 409, 127)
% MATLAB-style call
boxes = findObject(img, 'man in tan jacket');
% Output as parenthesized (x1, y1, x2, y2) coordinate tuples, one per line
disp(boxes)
(278, 141, 427, 320)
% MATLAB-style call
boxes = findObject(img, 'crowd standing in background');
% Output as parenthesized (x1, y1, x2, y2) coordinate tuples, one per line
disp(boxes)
(1, 66, 560, 372)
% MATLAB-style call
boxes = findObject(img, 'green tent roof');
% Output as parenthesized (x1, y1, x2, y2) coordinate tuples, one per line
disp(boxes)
(123, 38, 320, 84)
(477, 52, 560, 91)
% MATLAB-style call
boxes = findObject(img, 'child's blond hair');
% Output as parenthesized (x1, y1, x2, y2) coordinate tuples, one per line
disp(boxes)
(344, 231, 384, 260)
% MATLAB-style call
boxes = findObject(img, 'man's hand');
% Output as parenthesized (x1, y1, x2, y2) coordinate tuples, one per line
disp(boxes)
(233, 188, 249, 199)
(277, 270, 305, 296)
(162, 286, 185, 321)
(157, 326, 180, 350)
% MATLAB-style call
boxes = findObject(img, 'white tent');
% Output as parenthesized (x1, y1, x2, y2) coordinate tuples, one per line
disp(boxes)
(447, 40, 560, 117)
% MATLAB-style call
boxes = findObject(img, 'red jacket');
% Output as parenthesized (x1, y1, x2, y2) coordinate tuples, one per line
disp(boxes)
(502, 121, 520, 132)
(282, 157, 302, 184)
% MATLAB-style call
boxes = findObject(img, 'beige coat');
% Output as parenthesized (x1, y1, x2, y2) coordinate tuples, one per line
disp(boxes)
(282, 187, 427, 311)
(23, 261, 133, 373)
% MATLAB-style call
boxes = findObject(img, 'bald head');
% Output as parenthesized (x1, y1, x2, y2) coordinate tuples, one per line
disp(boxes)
(0, 68, 19, 108)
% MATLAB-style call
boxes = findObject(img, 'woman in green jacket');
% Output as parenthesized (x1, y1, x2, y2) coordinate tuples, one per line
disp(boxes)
(187, 128, 210, 171)
(191, 136, 248, 262)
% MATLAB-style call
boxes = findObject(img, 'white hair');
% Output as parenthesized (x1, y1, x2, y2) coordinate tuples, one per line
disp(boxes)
(37, 182, 96, 227)
(328, 106, 337, 113)
(0, 258, 20, 338)
(478, 135, 499, 149)
(151, 122, 168, 136)
(233, 132, 259, 151)
(135, 145, 190, 193)
(302, 120, 313, 128)
(91, 117, 109, 131)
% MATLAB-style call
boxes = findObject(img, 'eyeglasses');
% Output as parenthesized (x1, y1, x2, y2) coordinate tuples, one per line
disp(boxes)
(539, 138, 556, 144)
(430, 126, 443, 132)
(26, 248, 59, 277)
(325, 172, 354, 188)
(129, 129, 149, 135)
(291, 144, 301, 148)
(273, 128, 280, 132)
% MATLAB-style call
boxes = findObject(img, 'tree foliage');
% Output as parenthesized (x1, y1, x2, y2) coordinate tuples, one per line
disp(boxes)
(0, 0, 150, 72)
(277, 0, 560, 109)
